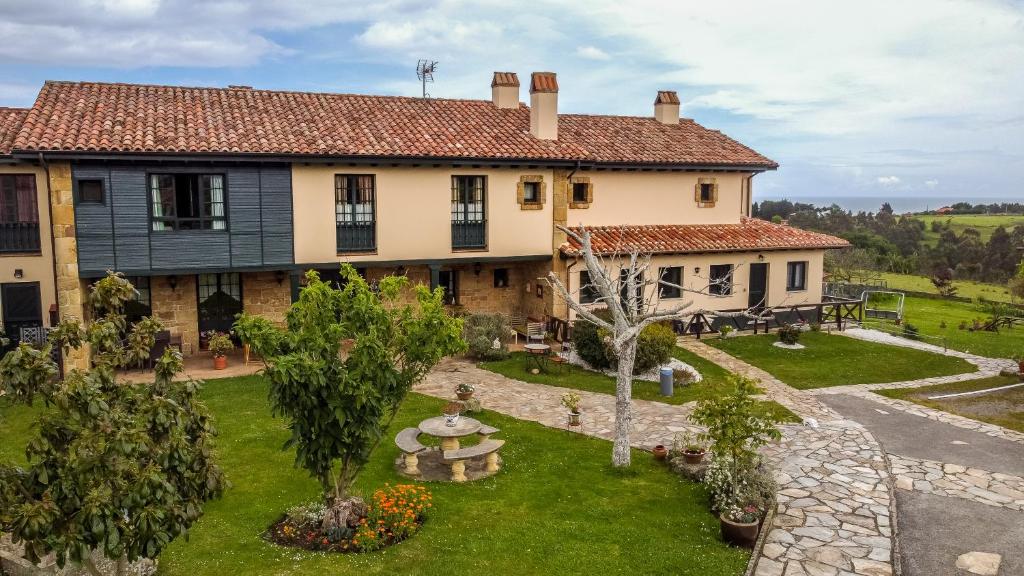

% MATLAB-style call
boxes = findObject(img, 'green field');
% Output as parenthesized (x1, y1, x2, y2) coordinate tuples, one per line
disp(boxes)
(878, 272, 1014, 303)
(909, 213, 1024, 245)
(865, 295, 1024, 359)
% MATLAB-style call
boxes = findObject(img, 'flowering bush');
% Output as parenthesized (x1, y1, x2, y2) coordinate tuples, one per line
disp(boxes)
(269, 484, 432, 553)
(455, 382, 475, 394)
(777, 324, 801, 345)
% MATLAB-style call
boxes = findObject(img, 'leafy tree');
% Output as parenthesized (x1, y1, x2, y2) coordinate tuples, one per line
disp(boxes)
(930, 267, 958, 298)
(233, 265, 464, 527)
(0, 273, 226, 576)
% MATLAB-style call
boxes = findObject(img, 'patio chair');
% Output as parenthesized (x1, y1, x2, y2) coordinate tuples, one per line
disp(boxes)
(147, 330, 171, 370)
(549, 341, 572, 372)
(526, 322, 546, 345)
(508, 310, 526, 344)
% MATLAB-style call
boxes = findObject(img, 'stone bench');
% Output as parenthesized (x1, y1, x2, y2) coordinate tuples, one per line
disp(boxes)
(395, 427, 427, 476)
(477, 424, 500, 440)
(443, 439, 505, 482)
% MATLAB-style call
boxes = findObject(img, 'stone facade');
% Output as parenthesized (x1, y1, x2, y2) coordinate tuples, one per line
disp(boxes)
(47, 161, 89, 370)
(242, 272, 292, 325)
(151, 275, 199, 355)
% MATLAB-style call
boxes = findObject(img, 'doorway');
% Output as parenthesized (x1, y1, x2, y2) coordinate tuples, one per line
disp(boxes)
(197, 273, 243, 337)
(1, 281, 42, 351)
(748, 263, 769, 310)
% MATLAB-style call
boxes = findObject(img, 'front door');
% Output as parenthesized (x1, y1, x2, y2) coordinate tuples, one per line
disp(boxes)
(1, 281, 42, 351)
(748, 263, 768, 310)
(197, 273, 243, 337)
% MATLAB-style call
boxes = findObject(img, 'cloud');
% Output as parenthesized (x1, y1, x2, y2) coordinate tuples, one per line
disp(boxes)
(876, 176, 901, 186)
(575, 45, 610, 60)
(924, 179, 939, 189)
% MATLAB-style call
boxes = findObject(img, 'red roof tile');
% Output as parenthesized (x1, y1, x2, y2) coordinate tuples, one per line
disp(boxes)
(12, 81, 777, 168)
(491, 72, 520, 87)
(0, 107, 29, 156)
(530, 72, 559, 93)
(655, 91, 680, 105)
(561, 218, 849, 256)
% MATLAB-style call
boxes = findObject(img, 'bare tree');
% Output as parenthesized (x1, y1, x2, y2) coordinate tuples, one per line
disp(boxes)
(547, 225, 782, 467)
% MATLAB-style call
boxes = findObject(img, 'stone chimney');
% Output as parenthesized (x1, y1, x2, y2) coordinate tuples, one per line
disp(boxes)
(491, 72, 520, 109)
(530, 72, 558, 140)
(654, 90, 680, 124)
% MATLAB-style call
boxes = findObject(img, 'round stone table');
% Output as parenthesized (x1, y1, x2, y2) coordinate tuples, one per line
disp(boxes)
(418, 416, 482, 451)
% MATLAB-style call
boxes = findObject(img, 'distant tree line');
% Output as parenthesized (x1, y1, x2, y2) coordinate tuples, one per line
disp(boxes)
(753, 200, 1024, 284)
(925, 201, 1024, 215)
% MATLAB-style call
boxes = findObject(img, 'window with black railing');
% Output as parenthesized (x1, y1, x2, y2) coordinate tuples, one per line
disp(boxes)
(335, 174, 376, 252)
(451, 175, 486, 249)
(0, 174, 41, 253)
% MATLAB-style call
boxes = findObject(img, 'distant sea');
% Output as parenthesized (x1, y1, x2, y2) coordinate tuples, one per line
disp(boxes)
(752, 195, 1017, 214)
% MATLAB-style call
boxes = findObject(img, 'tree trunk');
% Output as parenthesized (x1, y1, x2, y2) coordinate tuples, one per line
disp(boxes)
(612, 338, 637, 467)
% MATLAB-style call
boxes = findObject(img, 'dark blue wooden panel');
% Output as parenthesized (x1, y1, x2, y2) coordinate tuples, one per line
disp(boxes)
(150, 231, 232, 270)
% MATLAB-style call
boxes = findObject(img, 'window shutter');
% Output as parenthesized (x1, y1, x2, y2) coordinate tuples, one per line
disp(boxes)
(712, 182, 719, 204)
(694, 183, 702, 203)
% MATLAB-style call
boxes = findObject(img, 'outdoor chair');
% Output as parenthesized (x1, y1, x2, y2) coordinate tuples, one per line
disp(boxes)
(146, 330, 171, 370)
(526, 322, 546, 344)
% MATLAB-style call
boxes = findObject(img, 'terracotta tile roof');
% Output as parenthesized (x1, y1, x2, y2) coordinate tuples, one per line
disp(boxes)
(0, 107, 29, 156)
(12, 80, 777, 168)
(491, 72, 520, 87)
(530, 72, 559, 93)
(655, 91, 680, 105)
(561, 218, 850, 256)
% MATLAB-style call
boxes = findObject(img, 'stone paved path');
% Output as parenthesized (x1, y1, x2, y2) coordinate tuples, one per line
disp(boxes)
(889, 454, 1024, 512)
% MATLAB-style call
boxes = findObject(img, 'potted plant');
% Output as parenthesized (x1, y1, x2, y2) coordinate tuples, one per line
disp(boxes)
(455, 382, 475, 401)
(677, 432, 707, 465)
(561, 392, 582, 426)
(652, 444, 668, 461)
(718, 325, 735, 339)
(719, 504, 761, 547)
(443, 401, 462, 427)
(208, 332, 234, 370)
(777, 324, 801, 345)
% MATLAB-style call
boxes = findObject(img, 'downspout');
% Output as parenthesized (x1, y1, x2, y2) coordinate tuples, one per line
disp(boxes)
(38, 153, 60, 325)
(745, 173, 755, 217)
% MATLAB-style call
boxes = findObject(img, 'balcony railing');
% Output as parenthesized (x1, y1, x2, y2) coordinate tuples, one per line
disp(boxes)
(0, 222, 41, 253)
(336, 223, 376, 252)
(451, 221, 486, 249)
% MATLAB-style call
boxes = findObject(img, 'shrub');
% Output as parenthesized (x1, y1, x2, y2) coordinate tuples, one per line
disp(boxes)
(719, 325, 735, 338)
(809, 322, 821, 332)
(902, 322, 921, 340)
(571, 308, 614, 369)
(777, 324, 802, 345)
(208, 331, 235, 357)
(463, 313, 511, 360)
(633, 322, 676, 373)
(673, 366, 699, 387)
(572, 309, 674, 374)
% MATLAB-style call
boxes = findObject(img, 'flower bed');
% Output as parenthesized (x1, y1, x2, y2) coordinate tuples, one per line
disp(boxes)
(267, 484, 432, 553)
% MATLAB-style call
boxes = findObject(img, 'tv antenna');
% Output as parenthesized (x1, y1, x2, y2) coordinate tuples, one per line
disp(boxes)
(416, 59, 438, 98)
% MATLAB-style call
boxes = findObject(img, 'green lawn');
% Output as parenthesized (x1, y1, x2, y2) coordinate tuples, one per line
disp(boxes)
(479, 349, 799, 422)
(867, 296, 1024, 360)
(705, 332, 977, 389)
(910, 213, 1024, 245)
(0, 376, 748, 576)
(877, 272, 1015, 303)
(876, 375, 1024, 433)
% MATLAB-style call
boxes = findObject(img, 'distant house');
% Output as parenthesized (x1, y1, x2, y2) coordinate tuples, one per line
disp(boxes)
(936, 206, 953, 214)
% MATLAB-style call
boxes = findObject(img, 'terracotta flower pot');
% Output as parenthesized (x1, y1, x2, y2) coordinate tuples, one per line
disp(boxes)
(456, 391, 474, 401)
(652, 445, 668, 460)
(683, 450, 706, 465)
(719, 513, 759, 548)
(213, 355, 228, 370)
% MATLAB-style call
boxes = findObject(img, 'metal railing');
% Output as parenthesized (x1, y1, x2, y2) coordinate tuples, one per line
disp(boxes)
(451, 221, 486, 249)
(336, 223, 376, 252)
(0, 222, 41, 253)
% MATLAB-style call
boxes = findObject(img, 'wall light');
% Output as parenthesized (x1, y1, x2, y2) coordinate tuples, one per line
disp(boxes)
(693, 267, 701, 275)
(275, 270, 287, 285)
(757, 254, 765, 261)
(14, 268, 24, 279)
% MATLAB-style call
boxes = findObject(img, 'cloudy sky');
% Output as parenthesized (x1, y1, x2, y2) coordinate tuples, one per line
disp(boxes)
(0, 0, 1021, 201)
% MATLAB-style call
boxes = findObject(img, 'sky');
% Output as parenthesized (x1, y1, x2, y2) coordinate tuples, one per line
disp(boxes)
(0, 0, 1021, 201)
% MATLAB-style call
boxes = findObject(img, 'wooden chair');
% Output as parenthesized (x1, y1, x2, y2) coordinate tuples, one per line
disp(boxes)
(508, 310, 526, 344)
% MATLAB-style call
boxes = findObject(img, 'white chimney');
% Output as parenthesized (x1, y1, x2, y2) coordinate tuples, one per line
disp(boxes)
(530, 72, 558, 140)
(654, 90, 680, 125)
(491, 72, 520, 109)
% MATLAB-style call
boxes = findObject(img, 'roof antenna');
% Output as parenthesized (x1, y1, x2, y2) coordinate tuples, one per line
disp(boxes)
(416, 59, 438, 98)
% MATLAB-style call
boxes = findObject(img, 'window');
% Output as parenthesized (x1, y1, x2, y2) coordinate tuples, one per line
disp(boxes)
(78, 179, 105, 204)
(124, 276, 152, 323)
(0, 175, 40, 253)
(695, 177, 717, 206)
(658, 266, 682, 299)
(438, 270, 458, 304)
(787, 261, 808, 291)
(149, 173, 226, 231)
(493, 268, 509, 288)
(699, 183, 714, 203)
(335, 174, 376, 252)
(579, 271, 599, 304)
(572, 182, 589, 203)
(709, 264, 733, 296)
(451, 176, 486, 249)
(523, 181, 539, 203)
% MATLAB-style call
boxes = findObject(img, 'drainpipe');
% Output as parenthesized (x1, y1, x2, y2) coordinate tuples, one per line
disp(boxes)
(745, 174, 755, 217)
(38, 153, 60, 325)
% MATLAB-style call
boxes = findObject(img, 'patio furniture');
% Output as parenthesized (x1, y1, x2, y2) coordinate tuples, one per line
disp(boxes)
(418, 415, 483, 452)
(526, 321, 546, 344)
(477, 424, 500, 441)
(146, 330, 171, 369)
(549, 341, 572, 372)
(395, 427, 427, 476)
(443, 439, 504, 481)
(509, 310, 527, 344)
(524, 342, 551, 373)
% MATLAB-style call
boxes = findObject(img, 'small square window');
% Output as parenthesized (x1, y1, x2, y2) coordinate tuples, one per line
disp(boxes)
(78, 179, 104, 204)
(493, 268, 509, 288)
(572, 182, 589, 203)
(523, 181, 540, 203)
(699, 183, 714, 203)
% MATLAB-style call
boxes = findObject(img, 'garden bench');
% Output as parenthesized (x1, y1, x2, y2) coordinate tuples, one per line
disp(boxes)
(477, 424, 499, 440)
(443, 439, 505, 482)
(395, 427, 427, 476)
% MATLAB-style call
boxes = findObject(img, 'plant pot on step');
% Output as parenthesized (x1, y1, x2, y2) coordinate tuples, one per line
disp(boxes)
(652, 445, 668, 461)
(682, 450, 706, 465)
(213, 355, 228, 370)
(456, 391, 474, 401)
(719, 514, 759, 548)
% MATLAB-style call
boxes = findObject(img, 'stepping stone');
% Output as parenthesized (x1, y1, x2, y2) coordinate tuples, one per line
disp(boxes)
(955, 551, 1001, 575)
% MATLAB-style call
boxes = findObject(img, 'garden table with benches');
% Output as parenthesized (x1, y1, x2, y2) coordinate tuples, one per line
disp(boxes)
(395, 418, 505, 482)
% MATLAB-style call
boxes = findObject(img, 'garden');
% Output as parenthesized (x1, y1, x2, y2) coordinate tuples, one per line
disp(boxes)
(706, 330, 977, 389)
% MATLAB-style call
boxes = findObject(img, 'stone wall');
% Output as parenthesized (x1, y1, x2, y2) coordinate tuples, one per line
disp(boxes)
(151, 275, 199, 355)
(47, 161, 89, 370)
(242, 272, 291, 325)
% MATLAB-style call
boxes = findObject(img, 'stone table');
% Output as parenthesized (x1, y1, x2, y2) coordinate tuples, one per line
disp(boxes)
(418, 415, 482, 451)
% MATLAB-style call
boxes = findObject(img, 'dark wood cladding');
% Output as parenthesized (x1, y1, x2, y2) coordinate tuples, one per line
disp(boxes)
(72, 163, 293, 276)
